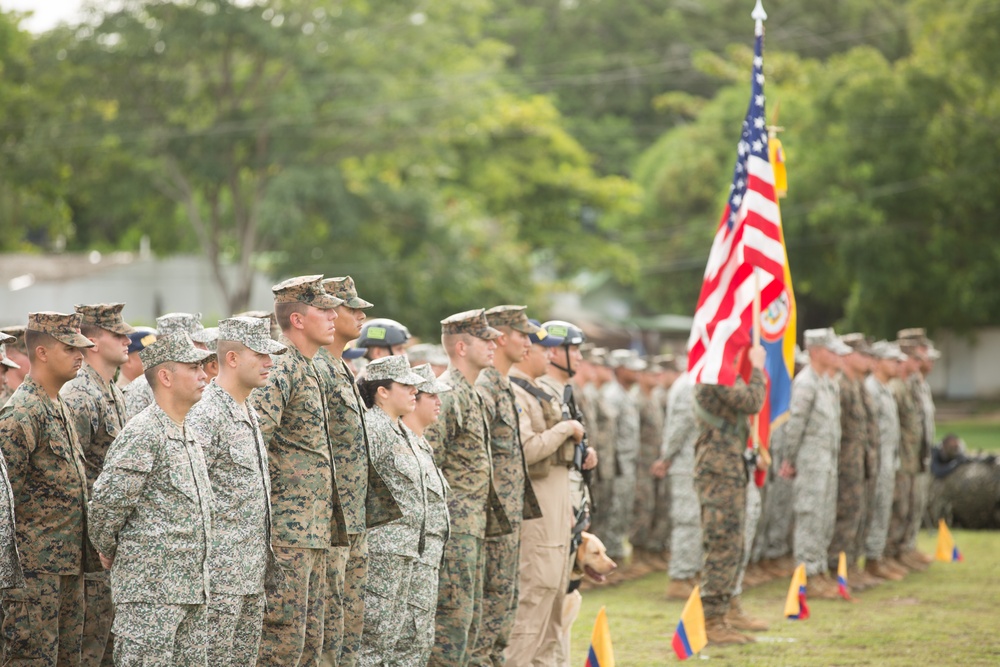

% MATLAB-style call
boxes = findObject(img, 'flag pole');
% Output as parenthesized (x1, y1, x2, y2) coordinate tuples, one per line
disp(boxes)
(751, 0, 769, 469)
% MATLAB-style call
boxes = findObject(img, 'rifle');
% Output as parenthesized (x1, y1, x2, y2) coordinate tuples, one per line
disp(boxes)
(561, 384, 592, 488)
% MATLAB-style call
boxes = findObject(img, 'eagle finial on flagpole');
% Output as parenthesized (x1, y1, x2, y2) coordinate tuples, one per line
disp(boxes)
(752, 0, 767, 34)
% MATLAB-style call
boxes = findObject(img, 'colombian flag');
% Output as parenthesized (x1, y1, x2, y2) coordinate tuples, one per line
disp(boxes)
(585, 606, 615, 667)
(836, 551, 851, 600)
(671, 585, 707, 660)
(935, 519, 964, 562)
(784, 564, 810, 620)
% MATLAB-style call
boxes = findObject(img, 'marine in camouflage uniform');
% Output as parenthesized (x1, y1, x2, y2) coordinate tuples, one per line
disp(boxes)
(581, 351, 615, 542)
(785, 330, 847, 582)
(0, 331, 23, 591)
(901, 329, 936, 557)
(186, 317, 288, 667)
(0, 340, 20, 405)
(863, 341, 904, 574)
(660, 373, 703, 591)
(0, 326, 29, 403)
(122, 313, 203, 420)
(631, 364, 669, 562)
(693, 362, 765, 627)
(354, 357, 428, 666)
(427, 310, 511, 667)
(250, 276, 349, 666)
(61, 304, 136, 667)
(88, 333, 214, 666)
(887, 357, 922, 565)
(316, 277, 401, 667)
(0, 312, 93, 666)
(470, 306, 542, 667)
(599, 351, 642, 561)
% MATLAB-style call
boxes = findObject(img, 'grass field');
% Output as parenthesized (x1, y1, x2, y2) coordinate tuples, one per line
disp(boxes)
(937, 418, 1000, 453)
(569, 531, 1000, 665)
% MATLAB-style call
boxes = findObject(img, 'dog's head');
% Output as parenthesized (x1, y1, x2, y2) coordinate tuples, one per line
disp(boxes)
(575, 531, 617, 584)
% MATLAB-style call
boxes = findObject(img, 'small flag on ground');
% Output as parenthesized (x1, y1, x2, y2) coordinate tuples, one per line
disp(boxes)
(585, 606, 615, 667)
(837, 551, 851, 600)
(671, 585, 707, 660)
(935, 519, 964, 562)
(784, 564, 810, 620)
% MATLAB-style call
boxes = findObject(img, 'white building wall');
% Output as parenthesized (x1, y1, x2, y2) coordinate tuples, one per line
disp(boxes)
(928, 327, 1000, 400)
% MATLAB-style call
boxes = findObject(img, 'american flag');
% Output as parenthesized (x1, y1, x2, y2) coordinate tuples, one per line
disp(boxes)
(687, 19, 787, 386)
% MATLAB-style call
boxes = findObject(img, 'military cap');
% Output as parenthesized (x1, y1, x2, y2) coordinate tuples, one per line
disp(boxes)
(871, 340, 907, 361)
(322, 276, 373, 309)
(0, 333, 12, 345)
(272, 275, 343, 309)
(364, 355, 426, 385)
(441, 309, 501, 340)
(804, 327, 851, 356)
(652, 354, 677, 371)
(235, 310, 275, 322)
(0, 326, 26, 355)
(925, 343, 942, 361)
(140, 332, 213, 371)
(608, 348, 648, 371)
(128, 327, 157, 355)
(26, 312, 94, 348)
(840, 333, 874, 356)
(484, 305, 542, 335)
(527, 319, 559, 347)
(218, 317, 287, 356)
(586, 346, 610, 366)
(191, 326, 219, 352)
(157, 312, 204, 337)
(74, 303, 137, 336)
(1, 343, 18, 370)
(343, 342, 368, 361)
(407, 343, 449, 366)
(897, 327, 930, 346)
(412, 363, 452, 394)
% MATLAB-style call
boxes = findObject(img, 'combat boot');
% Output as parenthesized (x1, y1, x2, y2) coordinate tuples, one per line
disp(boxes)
(806, 573, 840, 600)
(666, 578, 696, 600)
(866, 558, 903, 582)
(705, 616, 754, 646)
(885, 557, 910, 577)
(726, 596, 770, 631)
(854, 564, 884, 588)
(900, 550, 929, 572)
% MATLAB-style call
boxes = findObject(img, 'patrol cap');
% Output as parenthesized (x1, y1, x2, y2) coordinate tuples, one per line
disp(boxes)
(26, 312, 94, 348)
(586, 347, 610, 367)
(803, 327, 851, 356)
(128, 327, 158, 354)
(412, 363, 452, 394)
(441, 309, 501, 340)
(322, 276, 374, 309)
(897, 327, 930, 345)
(272, 275, 343, 309)
(871, 340, 907, 362)
(157, 312, 204, 337)
(0, 333, 12, 345)
(407, 343, 449, 366)
(218, 317, 287, 356)
(140, 332, 213, 371)
(925, 344, 942, 361)
(609, 348, 648, 371)
(191, 327, 219, 352)
(527, 319, 560, 347)
(75, 303, 137, 336)
(0, 326, 25, 354)
(541, 320, 585, 346)
(364, 355, 426, 385)
(652, 354, 677, 371)
(484, 305, 542, 335)
(840, 333, 874, 356)
(1, 342, 18, 370)
(358, 319, 412, 348)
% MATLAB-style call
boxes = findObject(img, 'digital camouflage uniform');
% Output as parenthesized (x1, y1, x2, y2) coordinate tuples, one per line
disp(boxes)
(394, 421, 450, 667)
(251, 333, 349, 666)
(1, 354, 90, 667)
(359, 404, 426, 667)
(89, 399, 214, 667)
(693, 369, 765, 620)
(598, 379, 639, 560)
(887, 377, 921, 559)
(631, 383, 669, 554)
(855, 379, 882, 563)
(755, 421, 794, 563)
(507, 368, 577, 666)
(828, 375, 872, 571)
(0, 335, 24, 591)
(864, 373, 899, 561)
(784, 366, 841, 577)
(62, 363, 129, 667)
(661, 374, 703, 583)
(186, 379, 281, 667)
(122, 375, 154, 421)
(585, 377, 616, 547)
(314, 346, 402, 667)
(908, 372, 935, 550)
(472, 364, 541, 667)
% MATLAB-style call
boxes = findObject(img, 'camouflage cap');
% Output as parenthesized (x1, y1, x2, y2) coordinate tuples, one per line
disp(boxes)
(871, 340, 907, 362)
(26, 312, 94, 348)
(140, 332, 213, 371)
(0, 326, 26, 355)
(441, 309, 501, 340)
(484, 305, 542, 335)
(322, 276, 374, 310)
(218, 317, 287, 356)
(190, 326, 219, 351)
(925, 343, 942, 361)
(804, 327, 852, 356)
(0, 332, 12, 345)
(272, 275, 343, 309)
(412, 363, 452, 394)
(608, 348, 648, 371)
(157, 312, 204, 337)
(406, 343, 449, 366)
(364, 355, 426, 386)
(840, 333, 874, 356)
(586, 346, 610, 366)
(897, 327, 930, 346)
(652, 354, 677, 371)
(234, 309, 275, 323)
(75, 303, 137, 336)
(1, 344, 18, 370)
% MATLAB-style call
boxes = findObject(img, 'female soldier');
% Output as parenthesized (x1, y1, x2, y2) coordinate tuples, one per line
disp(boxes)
(356, 356, 428, 666)
(396, 364, 452, 666)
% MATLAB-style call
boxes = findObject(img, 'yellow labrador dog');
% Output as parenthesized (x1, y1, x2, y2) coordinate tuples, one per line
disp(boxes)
(559, 532, 617, 664)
